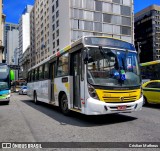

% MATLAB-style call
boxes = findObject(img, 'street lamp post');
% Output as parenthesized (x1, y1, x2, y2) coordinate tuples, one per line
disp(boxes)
(137, 42, 142, 62)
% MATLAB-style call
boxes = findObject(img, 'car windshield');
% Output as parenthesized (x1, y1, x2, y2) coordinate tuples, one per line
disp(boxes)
(86, 47, 141, 87)
(22, 86, 27, 89)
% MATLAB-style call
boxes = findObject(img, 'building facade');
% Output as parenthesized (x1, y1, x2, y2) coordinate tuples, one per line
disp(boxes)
(34, 0, 50, 64)
(4, 22, 19, 62)
(32, 0, 134, 65)
(0, 0, 5, 63)
(30, 6, 36, 67)
(135, 5, 160, 63)
(6, 29, 19, 65)
(18, 5, 33, 78)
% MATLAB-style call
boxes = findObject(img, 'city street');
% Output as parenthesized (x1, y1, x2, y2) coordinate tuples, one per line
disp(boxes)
(0, 93, 160, 146)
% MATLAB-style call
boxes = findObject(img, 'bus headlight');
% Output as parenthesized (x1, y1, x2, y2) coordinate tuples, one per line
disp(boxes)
(88, 84, 99, 100)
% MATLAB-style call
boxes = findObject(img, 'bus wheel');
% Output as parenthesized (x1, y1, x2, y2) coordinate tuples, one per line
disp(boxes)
(34, 92, 38, 104)
(60, 94, 70, 115)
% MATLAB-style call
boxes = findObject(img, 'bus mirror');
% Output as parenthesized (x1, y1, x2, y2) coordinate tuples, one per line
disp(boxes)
(83, 51, 93, 64)
(83, 51, 88, 64)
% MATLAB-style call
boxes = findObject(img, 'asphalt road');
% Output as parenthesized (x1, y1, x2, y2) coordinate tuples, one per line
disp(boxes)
(0, 93, 160, 151)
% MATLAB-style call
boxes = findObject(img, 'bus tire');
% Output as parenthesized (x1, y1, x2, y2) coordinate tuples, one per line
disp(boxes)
(60, 94, 70, 115)
(34, 92, 39, 104)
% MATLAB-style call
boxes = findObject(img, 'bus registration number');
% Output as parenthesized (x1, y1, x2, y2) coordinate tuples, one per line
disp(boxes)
(117, 105, 126, 110)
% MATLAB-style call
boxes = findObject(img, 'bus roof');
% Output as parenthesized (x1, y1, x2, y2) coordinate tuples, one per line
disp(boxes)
(140, 60, 160, 66)
(28, 36, 134, 71)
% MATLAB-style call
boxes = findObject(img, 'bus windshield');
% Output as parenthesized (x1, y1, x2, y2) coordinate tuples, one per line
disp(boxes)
(0, 65, 9, 90)
(86, 47, 141, 87)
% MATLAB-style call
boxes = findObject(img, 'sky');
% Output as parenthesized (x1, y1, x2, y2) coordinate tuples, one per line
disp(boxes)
(3, 0, 160, 24)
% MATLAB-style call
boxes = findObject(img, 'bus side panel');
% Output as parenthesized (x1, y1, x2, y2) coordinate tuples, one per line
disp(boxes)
(54, 76, 73, 109)
(36, 80, 51, 103)
(27, 82, 34, 100)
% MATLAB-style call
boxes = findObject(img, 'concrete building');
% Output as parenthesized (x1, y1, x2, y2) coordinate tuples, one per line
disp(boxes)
(30, 6, 36, 68)
(34, 0, 50, 64)
(0, 0, 5, 63)
(18, 5, 33, 78)
(6, 29, 19, 65)
(135, 5, 160, 63)
(4, 22, 19, 62)
(22, 46, 31, 79)
(33, 0, 134, 64)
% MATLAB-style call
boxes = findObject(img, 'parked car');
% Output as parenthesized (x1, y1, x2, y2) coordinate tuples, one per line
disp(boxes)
(19, 86, 27, 95)
(142, 80, 160, 105)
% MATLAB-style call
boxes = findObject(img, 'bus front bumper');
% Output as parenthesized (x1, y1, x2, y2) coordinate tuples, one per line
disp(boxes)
(85, 96, 143, 115)
(0, 95, 10, 102)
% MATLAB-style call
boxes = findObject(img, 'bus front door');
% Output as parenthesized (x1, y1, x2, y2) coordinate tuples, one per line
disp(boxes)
(72, 52, 82, 109)
(50, 62, 56, 103)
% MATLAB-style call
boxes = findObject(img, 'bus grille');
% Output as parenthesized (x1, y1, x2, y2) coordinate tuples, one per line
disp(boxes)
(96, 89, 140, 103)
(103, 96, 137, 103)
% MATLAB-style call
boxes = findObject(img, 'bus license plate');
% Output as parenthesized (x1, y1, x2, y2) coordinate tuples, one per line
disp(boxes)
(117, 105, 126, 110)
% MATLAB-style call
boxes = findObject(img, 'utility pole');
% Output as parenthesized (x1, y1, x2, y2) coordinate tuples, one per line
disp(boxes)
(137, 42, 141, 62)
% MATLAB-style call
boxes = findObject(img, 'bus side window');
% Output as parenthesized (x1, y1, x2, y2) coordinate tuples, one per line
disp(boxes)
(44, 63, 49, 79)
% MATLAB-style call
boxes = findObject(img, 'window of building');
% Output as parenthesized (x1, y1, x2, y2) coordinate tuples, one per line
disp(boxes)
(56, 29, 59, 37)
(57, 39, 59, 46)
(113, 0, 121, 4)
(122, 0, 131, 6)
(84, 21, 93, 31)
(71, 0, 82, 8)
(95, 1, 102, 11)
(56, 0, 59, 8)
(122, 17, 131, 26)
(94, 12, 102, 22)
(121, 6, 131, 16)
(113, 4, 120, 15)
(56, 10, 59, 18)
(56, 20, 59, 27)
(103, 3, 112, 13)
(52, 24, 55, 30)
(83, 0, 94, 10)
(94, 22, 102, 32)
(103, 24, 113, 33)
(52, 15, 55, 22)
(84, 11, 93, 20)
(121, 26, 131, 35)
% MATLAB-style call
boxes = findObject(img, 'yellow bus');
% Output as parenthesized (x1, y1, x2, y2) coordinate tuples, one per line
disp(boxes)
(27, 36, 143, 115)
(140, 60, 160, 83)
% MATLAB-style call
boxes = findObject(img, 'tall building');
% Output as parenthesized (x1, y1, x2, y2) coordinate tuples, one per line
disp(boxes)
(33, 0, 134, 65)
(30, 6, 36, 67)
(7, 29, 19, 65)
(0, 0, 5, 63)
(35, 0, 50, 64)
(4, 22, 19, 62)
(135, 5, 160, 63)
(18, 5, 33, 78)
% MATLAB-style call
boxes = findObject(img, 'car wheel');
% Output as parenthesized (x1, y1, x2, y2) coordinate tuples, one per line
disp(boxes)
(60, 94, 70, 115)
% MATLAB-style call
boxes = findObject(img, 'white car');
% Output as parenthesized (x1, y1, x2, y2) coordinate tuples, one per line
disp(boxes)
(19, 86, 27, 95)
